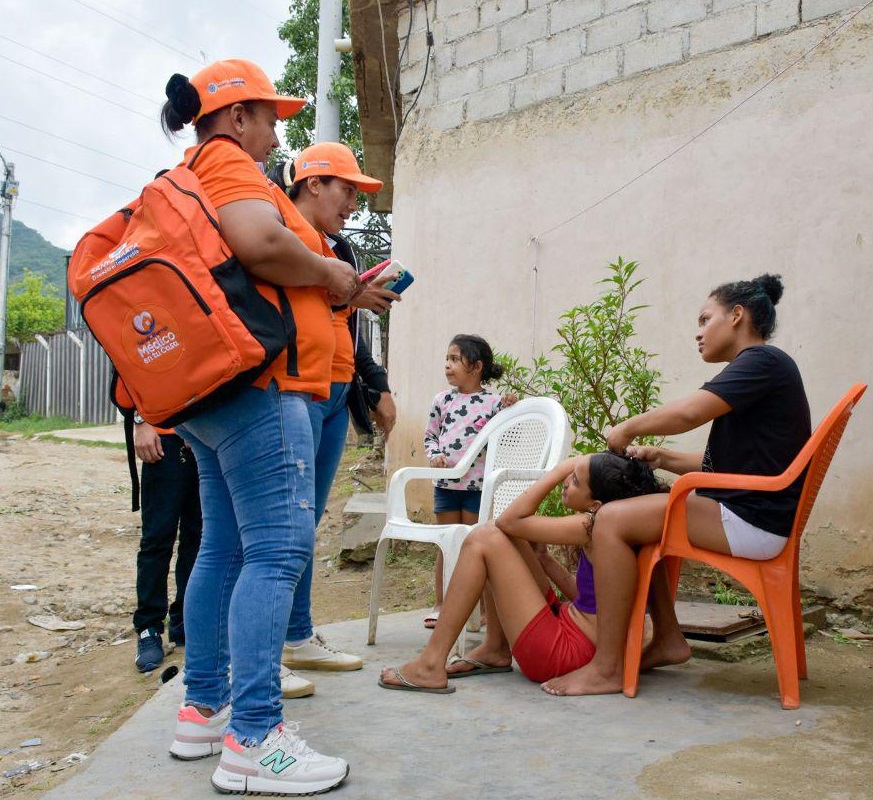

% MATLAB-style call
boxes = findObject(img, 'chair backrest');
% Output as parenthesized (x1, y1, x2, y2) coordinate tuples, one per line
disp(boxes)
(790, 382, 866, 542)
(477, 397, 572, 520)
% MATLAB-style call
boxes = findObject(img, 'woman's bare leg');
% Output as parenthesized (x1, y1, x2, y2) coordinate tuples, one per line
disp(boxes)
(380, 524, 551, 689)
(447, 537, 551, 675)
(543, 493, 730, 696)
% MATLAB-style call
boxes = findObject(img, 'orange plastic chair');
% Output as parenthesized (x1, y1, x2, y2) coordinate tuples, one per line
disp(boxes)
(622, 382, 867, 709)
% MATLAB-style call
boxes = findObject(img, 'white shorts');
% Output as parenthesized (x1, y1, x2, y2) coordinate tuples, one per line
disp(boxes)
(720, 504, 788, 560)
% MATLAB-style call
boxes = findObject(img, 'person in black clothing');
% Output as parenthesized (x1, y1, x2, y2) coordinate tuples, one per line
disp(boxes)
(542, 274, 811, 697)
(132, 419, 202, 672)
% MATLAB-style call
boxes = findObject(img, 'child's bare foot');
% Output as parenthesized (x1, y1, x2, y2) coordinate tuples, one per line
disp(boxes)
(446, 643, 511, 676)
(379, 656, 449, 690)
(541, 663, 623, 696)
(640, 636, 692, 672)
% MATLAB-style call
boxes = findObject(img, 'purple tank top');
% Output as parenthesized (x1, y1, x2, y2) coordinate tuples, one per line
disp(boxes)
(571, 551, 596, 614)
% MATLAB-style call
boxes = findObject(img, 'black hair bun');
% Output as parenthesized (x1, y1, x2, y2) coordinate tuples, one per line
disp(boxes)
(752, 273, 784, 306)
(165, 74, 201, 124)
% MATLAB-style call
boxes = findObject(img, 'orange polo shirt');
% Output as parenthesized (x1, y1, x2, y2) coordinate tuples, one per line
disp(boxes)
(252, 187, 334, 400)
(324, 238, 355, 384)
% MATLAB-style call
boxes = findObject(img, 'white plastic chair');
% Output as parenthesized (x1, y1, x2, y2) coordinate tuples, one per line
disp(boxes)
(367, 397, 572, 653)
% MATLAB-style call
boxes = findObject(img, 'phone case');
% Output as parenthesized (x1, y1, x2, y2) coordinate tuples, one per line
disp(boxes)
(385, 268, 415, 294)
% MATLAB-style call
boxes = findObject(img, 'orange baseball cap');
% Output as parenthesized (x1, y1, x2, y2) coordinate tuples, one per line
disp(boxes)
(294, 142, 383, 192)
(190, 59, 306, 122)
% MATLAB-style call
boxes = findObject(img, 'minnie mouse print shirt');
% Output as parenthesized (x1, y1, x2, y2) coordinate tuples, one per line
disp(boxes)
(424, 388, 503, 491)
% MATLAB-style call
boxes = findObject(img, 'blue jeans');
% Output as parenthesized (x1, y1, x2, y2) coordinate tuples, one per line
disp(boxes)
(285, 381, 350, 643)
(177, 384, 315, 744)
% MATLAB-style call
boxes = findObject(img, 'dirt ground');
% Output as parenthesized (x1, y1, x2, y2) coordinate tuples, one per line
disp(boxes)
(0, 433, 871, 799)
(0, 433, 433, 797)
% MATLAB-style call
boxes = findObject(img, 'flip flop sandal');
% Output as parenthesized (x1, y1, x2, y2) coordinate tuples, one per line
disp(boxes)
(446, 656, 514, 678)
(423, 610, 440, 629)
(378, 667, 456, 694)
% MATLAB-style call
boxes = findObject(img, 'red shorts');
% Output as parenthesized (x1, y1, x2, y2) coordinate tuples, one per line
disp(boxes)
(512, 590, 596, 683)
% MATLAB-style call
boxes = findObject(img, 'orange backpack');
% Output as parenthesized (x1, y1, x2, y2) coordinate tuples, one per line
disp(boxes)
(68, 136, 293, 429)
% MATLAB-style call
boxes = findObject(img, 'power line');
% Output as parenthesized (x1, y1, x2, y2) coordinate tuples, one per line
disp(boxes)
(533, 0, 873, 241)
(0, 33, 155, 103)
(71, 0, 204, 65)
(1, 146, 140, 193)
(0, 54, 155, 121)
(0, 114, 154, 174)
(16, 198, 99, 225)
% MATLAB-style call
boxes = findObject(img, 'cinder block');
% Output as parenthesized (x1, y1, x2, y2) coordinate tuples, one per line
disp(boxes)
(405, 30, 432, 67)
(623, 30, 685, 75)
(439, 0, 476, 18)
(500, 7, 549, 50)
(801, 0, 860, 22)
(550, 0, 602, 35)
(399, 61, 429, 95)
(531, 28, 586, 72)
(443, 9, 479, 43)
(455, 27, 500, 68)
(480, 0, 528, 28)
(466, 84, 513, 122)
(689, 6, 756, 56)
(712, 0, 754, 12)
(482, 48, 529, 87)
(437, 63, 482, 103)
(513, 64, 565, 110)
(605, 0, 645, 12)
(647, 0, 708, 32)
(565, 48, 621, 93)
(587, 8, 644, 54)
(428, 99, 466, 131)
(757, 0, 800, 35)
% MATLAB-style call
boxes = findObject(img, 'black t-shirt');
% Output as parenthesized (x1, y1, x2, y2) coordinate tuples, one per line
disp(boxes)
(698, 345, 811, 536)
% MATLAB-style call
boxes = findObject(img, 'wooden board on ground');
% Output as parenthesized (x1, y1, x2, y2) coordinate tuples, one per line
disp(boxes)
(677, 600, 825, 642)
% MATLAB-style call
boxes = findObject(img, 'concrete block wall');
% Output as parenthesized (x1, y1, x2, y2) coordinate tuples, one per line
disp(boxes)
(397, 0, 862, 128)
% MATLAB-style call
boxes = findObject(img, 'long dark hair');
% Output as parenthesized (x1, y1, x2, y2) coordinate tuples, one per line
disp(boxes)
(709, 273, 784, 340)
(588, 451, 665, 503)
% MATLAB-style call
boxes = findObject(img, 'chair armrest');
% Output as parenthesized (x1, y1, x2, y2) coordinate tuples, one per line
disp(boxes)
(385, 464, 479, 520)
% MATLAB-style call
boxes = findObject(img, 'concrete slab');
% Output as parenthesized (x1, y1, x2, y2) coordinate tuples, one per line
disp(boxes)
(35, 424, 125, 445)
(42, 610, 821, 800)
(342, 493, 386, 514)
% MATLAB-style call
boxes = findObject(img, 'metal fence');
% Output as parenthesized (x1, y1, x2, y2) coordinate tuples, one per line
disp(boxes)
(19, 326, 116, 424)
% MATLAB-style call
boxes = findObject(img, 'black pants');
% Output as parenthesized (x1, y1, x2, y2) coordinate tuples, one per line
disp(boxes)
(133, 433, 202, 634)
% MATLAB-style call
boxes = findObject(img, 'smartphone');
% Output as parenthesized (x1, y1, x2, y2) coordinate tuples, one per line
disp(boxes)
(359, 259, 392, 283)
(384, 263, 415, 294)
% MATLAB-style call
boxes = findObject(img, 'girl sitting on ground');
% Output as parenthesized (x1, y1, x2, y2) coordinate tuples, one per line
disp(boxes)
(378, 451, 665, 693)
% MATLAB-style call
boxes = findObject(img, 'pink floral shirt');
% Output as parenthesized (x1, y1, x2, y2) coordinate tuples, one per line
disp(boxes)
(424, 387, 503, 491)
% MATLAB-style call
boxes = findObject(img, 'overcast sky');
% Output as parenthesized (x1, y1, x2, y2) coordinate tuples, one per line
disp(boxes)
(0, 0, 296, 252)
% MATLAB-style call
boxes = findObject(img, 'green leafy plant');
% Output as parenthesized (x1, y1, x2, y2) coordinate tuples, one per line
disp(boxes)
(497, 257, 663, 454)
(713, 577, 756, 606)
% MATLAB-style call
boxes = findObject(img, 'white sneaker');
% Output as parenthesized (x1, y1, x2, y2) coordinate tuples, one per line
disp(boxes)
(211, 722, 349, 795)
(282, 633, 363, 671)
(280, 665, 315, 699)
(169, 703, 231, 760)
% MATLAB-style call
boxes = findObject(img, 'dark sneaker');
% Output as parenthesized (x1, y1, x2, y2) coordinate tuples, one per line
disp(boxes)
(135, 628, 164, 673)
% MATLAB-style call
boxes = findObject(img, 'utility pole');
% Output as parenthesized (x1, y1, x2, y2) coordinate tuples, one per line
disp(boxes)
(0, 156, 19, 378)
(314, 0, 344, 142)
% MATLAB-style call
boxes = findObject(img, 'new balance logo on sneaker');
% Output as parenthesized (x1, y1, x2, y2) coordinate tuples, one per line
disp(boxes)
(211, 722, 349, 795)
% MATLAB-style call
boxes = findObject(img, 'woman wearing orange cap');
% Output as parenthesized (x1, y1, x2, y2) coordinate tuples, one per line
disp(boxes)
(267, 143, 398, 680)
(158, 59, 350, 796)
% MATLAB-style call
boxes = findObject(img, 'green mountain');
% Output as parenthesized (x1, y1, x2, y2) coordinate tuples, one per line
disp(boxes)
(7, 219, 70, 294)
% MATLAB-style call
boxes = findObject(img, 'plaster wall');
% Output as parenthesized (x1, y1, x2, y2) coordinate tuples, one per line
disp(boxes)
(384, 12, 873, 611)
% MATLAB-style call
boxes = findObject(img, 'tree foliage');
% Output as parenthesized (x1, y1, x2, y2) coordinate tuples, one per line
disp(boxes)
(6, 270, 65, 344)
(276, 0, 361, 156)
(496, 258, 663, 454)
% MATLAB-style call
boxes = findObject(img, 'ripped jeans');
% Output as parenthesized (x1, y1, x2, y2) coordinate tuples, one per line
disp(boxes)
(177, 384, 315, 744)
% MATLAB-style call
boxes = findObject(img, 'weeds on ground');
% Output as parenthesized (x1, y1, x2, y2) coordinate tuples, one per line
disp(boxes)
(713, 577, 756, 606)
(0, 402, 86, 435)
